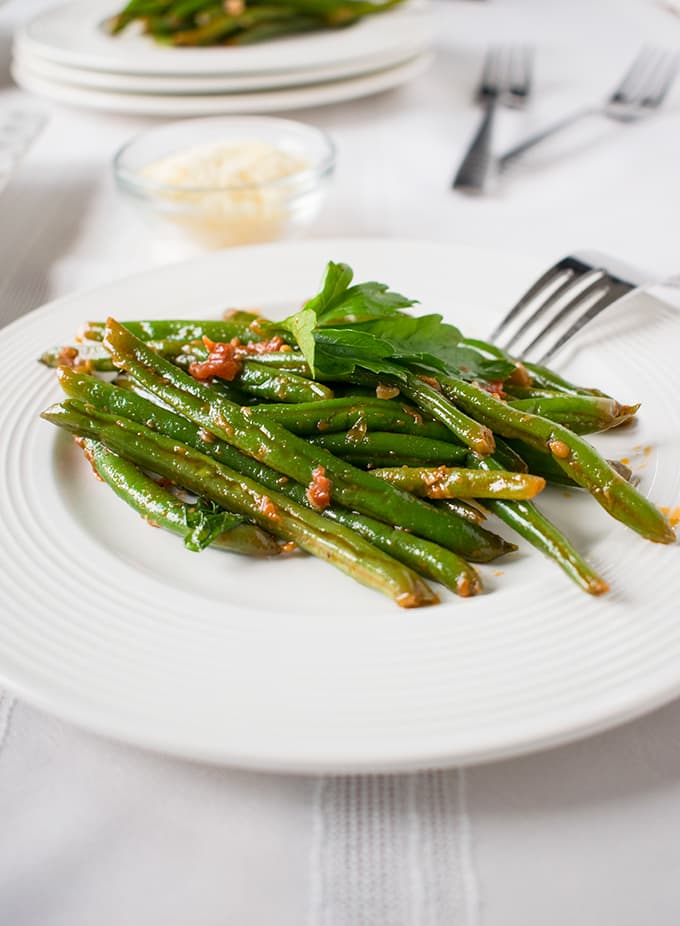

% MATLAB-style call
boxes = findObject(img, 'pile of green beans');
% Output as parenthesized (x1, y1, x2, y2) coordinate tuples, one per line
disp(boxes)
(107, 0, 405, 47)
(39, 303, 674, 608)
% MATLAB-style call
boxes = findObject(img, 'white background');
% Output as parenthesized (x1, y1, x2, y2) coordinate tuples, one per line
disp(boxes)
(1, 0, 680, 923)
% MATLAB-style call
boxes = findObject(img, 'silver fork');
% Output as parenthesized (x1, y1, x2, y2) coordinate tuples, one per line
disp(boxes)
(489, 251, 650, 364)
(499, 47, 680, 170)
(452, 46, 533, 192)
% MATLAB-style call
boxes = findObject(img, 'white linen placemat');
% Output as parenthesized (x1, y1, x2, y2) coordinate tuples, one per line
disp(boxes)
(309, 772, 478, 926)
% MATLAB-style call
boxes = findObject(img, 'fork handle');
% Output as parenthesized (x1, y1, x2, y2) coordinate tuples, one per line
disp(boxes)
(452, 100, 499, 192)
(498, 106, 597, 169)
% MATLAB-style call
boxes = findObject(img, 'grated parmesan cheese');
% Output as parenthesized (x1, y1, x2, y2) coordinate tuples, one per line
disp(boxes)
(141, 139, 310, 248)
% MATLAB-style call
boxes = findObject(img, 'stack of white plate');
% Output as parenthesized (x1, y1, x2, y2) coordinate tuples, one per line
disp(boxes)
(12, 0, 433, 117)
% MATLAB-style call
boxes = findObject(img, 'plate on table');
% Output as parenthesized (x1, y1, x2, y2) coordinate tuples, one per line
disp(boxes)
(12, 43, 422, 95)
(0, 239, 679, 772)
(15, 0, 431, 76)
(11, 53, 431, 116)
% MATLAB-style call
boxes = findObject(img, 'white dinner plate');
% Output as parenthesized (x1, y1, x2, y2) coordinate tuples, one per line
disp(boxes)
(0, 239, 679, 773)
(13, 42, 425, 95)
(16, 0, 431, 77)
(12, 53, 431, 115)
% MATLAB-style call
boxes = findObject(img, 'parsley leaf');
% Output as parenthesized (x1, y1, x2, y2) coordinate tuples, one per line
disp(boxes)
(183, 501, 244, 552)
(284, 307, 317, 373)
(273, 261, 515, 383)
(307, 261, 417, 326)
(313, 328, 402, 378)
(274, 261, 416, 373)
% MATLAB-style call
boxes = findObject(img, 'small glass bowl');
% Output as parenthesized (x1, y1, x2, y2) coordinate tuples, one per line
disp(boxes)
(113, 116, 336, 251)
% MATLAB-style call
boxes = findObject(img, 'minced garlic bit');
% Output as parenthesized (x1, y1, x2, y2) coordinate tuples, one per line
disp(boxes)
(280, 541, 297, 554)
(306, 466, 332, 510)
(141, 140, 310, 248)
(376, 384, 400, 400)
(660, 506, 680, 527)
(549, 439, 571, 459)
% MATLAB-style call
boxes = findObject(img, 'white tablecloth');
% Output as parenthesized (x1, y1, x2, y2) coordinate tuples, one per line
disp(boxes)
(2, 1, 680, 923)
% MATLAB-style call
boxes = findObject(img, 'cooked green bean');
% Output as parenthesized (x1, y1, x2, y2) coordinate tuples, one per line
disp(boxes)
(508, 395, 639, 434)
(44, 402, 439, 608)
(440, 375, 674, 543)
(101, 320, 515, 561)
(248, 397, 453, 440)
(309, 431, 469, 465)
(79, 437, 280, 556)
(58, 369, 479, 596)
(467, 452, 609, 595)
(369, 465, 546, 500)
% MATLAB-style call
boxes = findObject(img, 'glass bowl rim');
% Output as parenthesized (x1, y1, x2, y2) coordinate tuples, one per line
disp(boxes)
(113, 115, 337, 196)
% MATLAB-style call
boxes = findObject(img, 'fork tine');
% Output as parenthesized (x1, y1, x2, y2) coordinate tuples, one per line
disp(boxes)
(489, 258, 574, 343)
(500, 271, 601, 354)
(517, 275, 611, 360)
(509, 46, 533, 99)
(479, 46, 502, 96)
(643, 50, 680, 106)
(490, 256, 592, 347)
(610, 48, 655, 103)
(535, 281, 632, 365)
(634, 48, 674, 103)
(491, 252, 644, 364)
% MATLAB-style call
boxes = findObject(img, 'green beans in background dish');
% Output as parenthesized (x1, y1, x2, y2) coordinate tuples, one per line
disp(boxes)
(107, 0, 407, 46)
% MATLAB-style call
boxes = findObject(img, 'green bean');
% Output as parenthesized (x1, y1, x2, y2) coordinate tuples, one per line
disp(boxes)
(171, 7, 295, 45)
(186, 344, 334, 402)
(79, 318, 274, 345)
(226, 16, 323, 44)
(349, 370, 496, 455)
(461, 338, 608, 397)
(467, 452, 609, 595)
(44, 402, 439, 609)
(58, 369, 479, 595)
(440, 375, 675, 543)
(248, 397, 453, 440)
(508, 395, 639, 434)
(110, 0, 405, 45)
(101, 320, 515, 561)
(369, 466, 546, 500)
(309, 431, 469, 464)
(79, 438, 280, 556)
(39, 338, 191, 371)
(522, 360, 609, 398)
(433, 499, 487, 525)
(352, 456, 470, 470)
(500, 439, 577, 487)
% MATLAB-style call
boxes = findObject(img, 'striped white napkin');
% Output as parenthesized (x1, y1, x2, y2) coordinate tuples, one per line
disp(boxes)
(309, 772, 479, 926)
